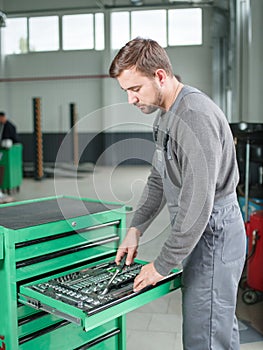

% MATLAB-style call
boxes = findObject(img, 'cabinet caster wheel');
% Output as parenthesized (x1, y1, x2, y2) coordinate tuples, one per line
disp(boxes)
(242, 289, 259, 305)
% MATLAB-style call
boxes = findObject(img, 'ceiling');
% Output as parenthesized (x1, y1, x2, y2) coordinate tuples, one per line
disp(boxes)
(82, 0, 229, 10)
(2, 0, 229, 15)
(93, 0, 214, 8)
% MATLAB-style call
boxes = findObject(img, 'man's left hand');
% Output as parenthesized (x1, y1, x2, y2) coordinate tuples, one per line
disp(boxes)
(133, 262, 164, 292)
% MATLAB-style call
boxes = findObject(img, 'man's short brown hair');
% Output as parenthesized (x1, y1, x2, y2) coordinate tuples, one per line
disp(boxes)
(109, 37, 174, 79)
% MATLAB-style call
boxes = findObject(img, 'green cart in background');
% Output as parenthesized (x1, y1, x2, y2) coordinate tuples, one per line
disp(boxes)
(0, 143, 23, 193)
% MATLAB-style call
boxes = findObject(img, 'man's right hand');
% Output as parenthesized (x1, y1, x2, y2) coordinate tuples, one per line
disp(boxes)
(115, 227, 141, 266)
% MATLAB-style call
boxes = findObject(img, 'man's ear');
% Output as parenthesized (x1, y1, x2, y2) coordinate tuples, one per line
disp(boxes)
(155, 69, 167, 86)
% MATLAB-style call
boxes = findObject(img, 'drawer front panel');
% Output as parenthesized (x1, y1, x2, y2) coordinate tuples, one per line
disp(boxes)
(16, 241, 118, 281)
(74, 329, 120, 350)
(19, 318, 121, 350)
(15, 224, 119, 262)
(17, 304, 41, 320)
(16, 235, 120, 282)
(18, 311, 62, 338)
(14, 209, 126, 244)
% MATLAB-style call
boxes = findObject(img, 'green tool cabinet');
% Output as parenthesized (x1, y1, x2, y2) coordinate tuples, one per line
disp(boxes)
(0, 143, 23, 193)
(0, 196, 181, 350)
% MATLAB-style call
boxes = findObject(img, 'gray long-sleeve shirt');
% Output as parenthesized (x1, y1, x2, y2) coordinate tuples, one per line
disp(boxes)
(130, 86, 239, 276)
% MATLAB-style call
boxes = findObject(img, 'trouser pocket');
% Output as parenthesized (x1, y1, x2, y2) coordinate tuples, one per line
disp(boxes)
(219, 203, 246, 263)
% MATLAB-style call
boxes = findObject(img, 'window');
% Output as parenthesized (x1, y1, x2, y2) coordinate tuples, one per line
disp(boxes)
(3, 8, 202, 54)
(131, 10, 167, 47)
(62, 14, 94, 50)
(168, 8, 202, 46)
(62, 13, 104, 51)
(111, 12, 130, 50)
(3, 12, 104, 54)
(29, 16, 59, 52)
(3, 18, 28, 54)
(111, 8, 202, 49)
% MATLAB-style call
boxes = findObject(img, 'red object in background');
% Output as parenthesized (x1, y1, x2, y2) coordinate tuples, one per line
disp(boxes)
(246, 210, 263, 292)
(0, 335, 6, 350)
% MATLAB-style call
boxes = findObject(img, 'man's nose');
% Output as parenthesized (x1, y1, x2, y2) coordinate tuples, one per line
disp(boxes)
(127, 91, 138, 104)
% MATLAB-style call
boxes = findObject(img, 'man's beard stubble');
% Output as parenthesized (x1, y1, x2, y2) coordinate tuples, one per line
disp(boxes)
(135, 84, 162, 115)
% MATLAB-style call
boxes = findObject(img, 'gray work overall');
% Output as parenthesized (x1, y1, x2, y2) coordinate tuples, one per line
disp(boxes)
(153, 87, 246, 349)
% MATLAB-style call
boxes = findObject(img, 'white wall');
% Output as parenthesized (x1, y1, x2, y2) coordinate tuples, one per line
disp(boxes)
(0, 6, 213, 134)
(2, 50, 105, 132)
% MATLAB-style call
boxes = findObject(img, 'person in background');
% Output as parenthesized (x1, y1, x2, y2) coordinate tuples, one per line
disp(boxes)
(109, 37, 246, 349)
(0, 111, 18, 144)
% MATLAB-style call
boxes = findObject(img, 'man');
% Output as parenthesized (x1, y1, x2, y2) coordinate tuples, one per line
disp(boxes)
(0, 111, 18, 144)
(109, 38, 246, 349)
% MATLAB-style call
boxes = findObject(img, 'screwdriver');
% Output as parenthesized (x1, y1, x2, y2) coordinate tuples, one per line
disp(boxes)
(100, 253, 128, 295)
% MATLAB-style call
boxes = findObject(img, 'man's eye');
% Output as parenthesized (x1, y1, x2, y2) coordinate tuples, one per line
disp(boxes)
(133, 87, 140, 92)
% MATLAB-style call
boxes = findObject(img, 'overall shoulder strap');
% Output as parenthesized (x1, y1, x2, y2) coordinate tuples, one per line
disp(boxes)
(170, 85, 201, 115)
(153, 85, 201, 147)
(167, 85, 202, 132)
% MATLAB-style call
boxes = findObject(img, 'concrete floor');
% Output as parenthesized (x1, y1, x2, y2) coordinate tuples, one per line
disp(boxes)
(13, 165, 263, 350)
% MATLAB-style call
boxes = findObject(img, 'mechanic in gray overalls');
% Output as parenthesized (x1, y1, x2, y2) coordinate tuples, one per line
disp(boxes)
(110, 38, 246, 349)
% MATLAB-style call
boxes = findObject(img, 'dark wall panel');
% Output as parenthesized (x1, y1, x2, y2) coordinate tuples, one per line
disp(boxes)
(19, 132, 154, 166)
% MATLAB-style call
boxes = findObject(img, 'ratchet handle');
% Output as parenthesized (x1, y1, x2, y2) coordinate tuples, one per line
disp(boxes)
(117, 252, 128, 271)
(100, 253, 128, 295)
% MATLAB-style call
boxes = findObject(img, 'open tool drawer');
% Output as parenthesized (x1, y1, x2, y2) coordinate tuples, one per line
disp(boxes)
(19, 256, 182, 332)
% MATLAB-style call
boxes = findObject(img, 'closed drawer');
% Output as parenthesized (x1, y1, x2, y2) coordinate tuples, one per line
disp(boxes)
(19, 318, 121, 350)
